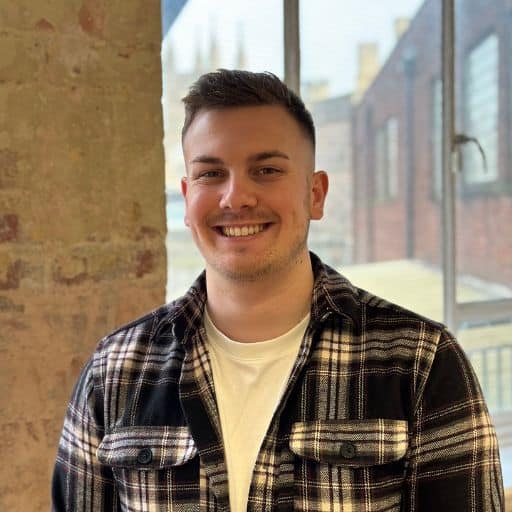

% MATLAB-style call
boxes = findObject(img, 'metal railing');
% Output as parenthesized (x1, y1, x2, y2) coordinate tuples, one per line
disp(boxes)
(468, 344, 512, 412)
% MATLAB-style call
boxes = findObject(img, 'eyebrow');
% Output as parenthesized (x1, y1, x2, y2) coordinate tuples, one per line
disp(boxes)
(189, 150, 290, 165)
(249, 150, 290, 162)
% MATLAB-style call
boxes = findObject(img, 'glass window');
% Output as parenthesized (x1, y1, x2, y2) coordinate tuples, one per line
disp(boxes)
(455, 4, 512, 496)
(375, 117, 399, 201)
(465, 333, 512, 412)
(161, 0, 511, 497)
(464, 33, 499, 183)
(375, 126, 386, 201)
(161, 0, 283, 300)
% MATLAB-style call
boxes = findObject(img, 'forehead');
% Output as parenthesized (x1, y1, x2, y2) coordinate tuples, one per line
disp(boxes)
(182, 105, 312, 156)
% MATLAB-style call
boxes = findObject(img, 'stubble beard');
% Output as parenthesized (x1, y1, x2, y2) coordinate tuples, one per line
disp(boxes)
(207, 222, 311, 283)
(203, 188, 314, 283)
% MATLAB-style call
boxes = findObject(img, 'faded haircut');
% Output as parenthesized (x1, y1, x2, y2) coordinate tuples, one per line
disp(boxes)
(181, 69, 315, 148)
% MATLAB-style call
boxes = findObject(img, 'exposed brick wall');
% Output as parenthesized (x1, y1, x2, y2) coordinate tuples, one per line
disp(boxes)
(352, 0, 512, 287)
(0, 2, 166, 510)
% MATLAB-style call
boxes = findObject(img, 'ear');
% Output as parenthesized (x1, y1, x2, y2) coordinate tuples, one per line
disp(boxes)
(310, 171, 329, 220)
(180, 176, 188, 197)
(180, 177, 190, 227)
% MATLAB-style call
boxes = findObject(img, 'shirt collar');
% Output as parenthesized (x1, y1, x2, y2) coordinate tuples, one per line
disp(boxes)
(164, 252, 361, 346)
(309, 252, 360, 329)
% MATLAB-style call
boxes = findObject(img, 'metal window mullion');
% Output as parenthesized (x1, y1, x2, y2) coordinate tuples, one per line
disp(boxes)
(283, 0, 300, 95)
(442, 0, 457, 332)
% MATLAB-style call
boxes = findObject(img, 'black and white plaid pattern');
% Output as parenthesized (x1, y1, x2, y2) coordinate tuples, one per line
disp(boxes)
(52, 253, 504, 511)
(289, 419, 409, 467)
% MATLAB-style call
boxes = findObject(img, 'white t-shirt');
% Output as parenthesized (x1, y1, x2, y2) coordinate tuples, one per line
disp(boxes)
(204, 309, 309, 512)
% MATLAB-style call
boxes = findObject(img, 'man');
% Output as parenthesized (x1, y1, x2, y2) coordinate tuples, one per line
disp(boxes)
(52, 70, 504, 511)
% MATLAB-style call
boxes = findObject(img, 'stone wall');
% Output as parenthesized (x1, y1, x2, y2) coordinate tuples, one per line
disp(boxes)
(0, 2, 166, 510)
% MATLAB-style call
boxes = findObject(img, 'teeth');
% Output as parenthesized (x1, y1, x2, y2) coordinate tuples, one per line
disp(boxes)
(221, 224, 266, 237)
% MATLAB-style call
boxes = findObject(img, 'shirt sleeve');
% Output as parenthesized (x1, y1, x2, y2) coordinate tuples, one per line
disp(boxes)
(51, 357, 118, 511)
(402, 328, 504, 511)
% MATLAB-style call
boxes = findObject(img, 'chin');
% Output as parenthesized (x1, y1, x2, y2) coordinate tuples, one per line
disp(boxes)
(215, 264, 270, 282)
(212, 255, 294, 283)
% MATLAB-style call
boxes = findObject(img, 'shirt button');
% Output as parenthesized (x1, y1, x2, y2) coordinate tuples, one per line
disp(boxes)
(137, 448, 153, 464)
(339, 442, 356, 459)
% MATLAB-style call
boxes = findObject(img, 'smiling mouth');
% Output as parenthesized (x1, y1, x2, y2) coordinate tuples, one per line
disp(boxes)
(217, 224, 270, 237)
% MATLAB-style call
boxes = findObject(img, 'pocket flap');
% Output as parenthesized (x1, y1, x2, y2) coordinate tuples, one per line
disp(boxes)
(289, 419, 408, 467)
(97, 425, 198, 470)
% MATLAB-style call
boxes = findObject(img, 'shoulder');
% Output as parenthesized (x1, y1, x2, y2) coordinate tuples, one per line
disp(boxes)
(357, 286, 445, 334)
(89, 273, 207, 372)
(319, 260, 451, 379)
(316, 255, 446, 340)
(94, 300, 180, 361)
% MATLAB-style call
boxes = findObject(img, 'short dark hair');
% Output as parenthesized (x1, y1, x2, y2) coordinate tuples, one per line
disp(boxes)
(181, 69, 315, 147)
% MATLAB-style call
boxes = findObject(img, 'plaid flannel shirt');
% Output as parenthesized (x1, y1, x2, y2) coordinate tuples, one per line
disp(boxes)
(52, 253, 504, 511)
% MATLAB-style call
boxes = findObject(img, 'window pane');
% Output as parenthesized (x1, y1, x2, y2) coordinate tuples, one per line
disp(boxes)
(375, 126, 386, 201)
(301, 0, 441, 292)
(464, 33, 499, 183)
(300, 0, 510, 495)
(455, 0, 512, 496)
(387, 117, 399, 198)
(161, 0, 283, 299)
(455, 3, 512, 305)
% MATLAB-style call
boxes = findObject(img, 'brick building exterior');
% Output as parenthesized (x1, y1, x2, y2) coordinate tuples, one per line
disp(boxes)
(352, 0, 512, 288)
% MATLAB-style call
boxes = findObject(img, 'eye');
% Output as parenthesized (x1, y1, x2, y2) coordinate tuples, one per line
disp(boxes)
(256, 167, 281, 176)
(197, 169, 223, 179)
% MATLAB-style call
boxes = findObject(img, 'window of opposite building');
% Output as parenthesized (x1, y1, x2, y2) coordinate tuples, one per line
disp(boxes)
(375, 117, 399, 201)
(464, 33, 499, 184)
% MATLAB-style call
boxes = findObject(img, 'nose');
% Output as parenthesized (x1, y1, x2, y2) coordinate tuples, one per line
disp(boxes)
(219, 174, 258, 210)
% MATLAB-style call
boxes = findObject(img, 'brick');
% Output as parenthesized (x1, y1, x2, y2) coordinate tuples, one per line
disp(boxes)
(112, 91, 164, 148)
(50, 242, 165, 286)
(78, 0, 105, 38)
(41, 34, 161, 94)
(0, 191, 39, 243)
(107, 45, 162, 95)
(0, 296, 25, 313)
(0, 31, 46, 84)
(35, 18, 56, 32)
(0, 149, 20, 188)
(0, 2, 80, 34)
(51, 251, 88, 286)
(34, 83, 115, 146)
(113, 282, 165, 325)
(0, 214, 19, 242)
(42, 34, 108, 89)
(0, 420, 52, 511)
(104, 0, 161, 48)
(0, 84, 42, 146)
(0, 247, 44, 290)
(0, 257, 22, 290)
(135, 248, 156, 278)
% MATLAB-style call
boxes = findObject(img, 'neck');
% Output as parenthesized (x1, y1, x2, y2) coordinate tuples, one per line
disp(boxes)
(205, 252, 314, 343)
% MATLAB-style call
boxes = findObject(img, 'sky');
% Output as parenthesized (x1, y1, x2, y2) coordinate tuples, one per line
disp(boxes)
(166, 0, 423, 96)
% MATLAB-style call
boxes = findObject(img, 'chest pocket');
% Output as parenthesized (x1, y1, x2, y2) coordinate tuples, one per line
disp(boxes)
(289, 418, 408, 467)
(97, 425, 198, 470)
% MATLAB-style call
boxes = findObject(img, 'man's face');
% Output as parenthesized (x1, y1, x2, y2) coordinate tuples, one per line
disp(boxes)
(181, 105, 328, 282)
